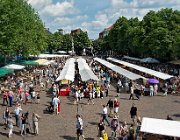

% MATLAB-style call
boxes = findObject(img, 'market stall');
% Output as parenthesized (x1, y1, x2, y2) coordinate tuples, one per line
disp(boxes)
(107, 57, 173, 80)
(77, 58, 99, 82)
(3, 64, 25, 70)
(56, 58, 75, 96)
(141, 117, 180, 138)
(94, 57, 145, 81)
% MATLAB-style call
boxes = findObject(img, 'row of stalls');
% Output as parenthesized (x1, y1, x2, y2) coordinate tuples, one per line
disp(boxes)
(55, 57, 99, 96)
(107, 57, 175, 92)
(0, 54, 70, 78)
(94, 57, 146, 81)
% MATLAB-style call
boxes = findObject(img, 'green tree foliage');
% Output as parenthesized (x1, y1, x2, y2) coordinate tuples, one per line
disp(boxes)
(47, 31, 63, 53)
(62, 34, 72, 52)
(73, 31, 91, 55)
(0, 0, 47, 59)
(94, 8, 180, 61)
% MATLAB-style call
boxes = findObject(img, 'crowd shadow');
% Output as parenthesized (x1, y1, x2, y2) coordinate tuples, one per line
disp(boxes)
(88, 121, 98, 126)
(174, 100, 180, 103)
(0, 131, 7, 137)
(172, 114, 180, 117)
(60, 135, 76, 140)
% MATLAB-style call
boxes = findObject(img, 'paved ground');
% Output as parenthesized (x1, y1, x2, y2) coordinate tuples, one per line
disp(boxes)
(0, 83, 180, 140)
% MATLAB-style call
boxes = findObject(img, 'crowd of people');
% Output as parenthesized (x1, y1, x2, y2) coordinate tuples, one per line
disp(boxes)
(0, 56, 179, 140)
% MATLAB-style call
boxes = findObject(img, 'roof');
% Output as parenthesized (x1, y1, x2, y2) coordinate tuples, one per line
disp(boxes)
(3, 64, 25, 70)
(56, 58, 75, 82)
(141, 117, 180, 138)
(77, 58, 99, 81)
(107, 57, 173, 80)
(94, 57, 145, 80)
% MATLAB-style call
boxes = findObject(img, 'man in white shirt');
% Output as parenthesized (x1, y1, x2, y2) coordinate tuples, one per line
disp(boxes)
(76, 115, 85, 140)
(52, 96, 60, 114)
(102, 105, 110, 126)
(14, 104, 22, 127)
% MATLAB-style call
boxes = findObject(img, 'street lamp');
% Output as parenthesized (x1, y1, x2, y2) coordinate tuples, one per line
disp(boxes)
(71, 36, 75, 56)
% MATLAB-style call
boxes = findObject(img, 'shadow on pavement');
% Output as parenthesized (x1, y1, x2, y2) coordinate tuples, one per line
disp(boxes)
(172, 114, 180, 117)
(60, 135, 76, 140)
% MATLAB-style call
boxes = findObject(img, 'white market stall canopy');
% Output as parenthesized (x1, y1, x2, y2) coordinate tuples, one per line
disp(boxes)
(107, 57, 174, 80)
(77, 58, 99, 81)
(94, 57, 145, 80)
(141, 117, 180, 138)
(3, 64, 25, 70)
(37, 54, 69, 58)
(56, 58, 75, 82)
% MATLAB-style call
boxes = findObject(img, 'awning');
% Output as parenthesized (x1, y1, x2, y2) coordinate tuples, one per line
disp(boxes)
(56, 58, 75, 82)
(141, 117, 180, 138)
(107, 57, 173, 80)
(3, 64, 25, 70)
(0, 68, 13, 77)
(34, 59, 49, 65)
(77, 58, 99, 81)
(94, 57, 145, 80)
(169, 60, 180, 65)
(37, 54, 69, 58)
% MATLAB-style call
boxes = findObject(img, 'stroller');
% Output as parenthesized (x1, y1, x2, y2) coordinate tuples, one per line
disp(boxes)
(46, 102, 54, 113)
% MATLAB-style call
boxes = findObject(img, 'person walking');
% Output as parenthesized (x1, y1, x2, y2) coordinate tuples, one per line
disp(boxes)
(110, 115, 119, 138)
(102, 105, 110, 126)
(163, 82, 168, 96)
(107, 98, 114, 117)
(7, 115, 15, 138)
(129, 85, 134, 100)
(3, 90, 9, 106)
(52, 96, 60, 114)
(97, 120, 105, 137)
(32, 112, 41, 135)
(114, 98, 119, 114)
(76, 114, 85, 140)
(130, 104, 137, 124)
(3, 107, 10, 127)
(149, 85, 154, 96)
(21, 113, 27, 136)
(14, 104, 22, 127)
(8, 90, 13, 107)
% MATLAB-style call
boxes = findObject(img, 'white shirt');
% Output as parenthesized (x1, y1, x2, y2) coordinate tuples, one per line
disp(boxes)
(103, 107, 108, 115)
(76, 117, 83, 129)
(53, 97, 60, 106)
(15, 107, 22, 115)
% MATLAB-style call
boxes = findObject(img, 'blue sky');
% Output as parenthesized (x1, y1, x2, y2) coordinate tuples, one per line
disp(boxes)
(28, 0, 180, 39)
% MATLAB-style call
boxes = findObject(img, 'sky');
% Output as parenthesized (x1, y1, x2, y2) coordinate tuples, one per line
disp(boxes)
(28, 0, 180, 39)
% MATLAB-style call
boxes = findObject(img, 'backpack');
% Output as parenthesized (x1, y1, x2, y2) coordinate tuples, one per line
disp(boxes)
(103, 132, 108, 140)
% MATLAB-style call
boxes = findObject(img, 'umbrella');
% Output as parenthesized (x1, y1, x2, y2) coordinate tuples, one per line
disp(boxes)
(147, 78, 159, 84)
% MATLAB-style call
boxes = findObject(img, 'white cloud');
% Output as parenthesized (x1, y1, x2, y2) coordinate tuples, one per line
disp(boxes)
(40, 1, 79, 17)
(28, 0, 52, 10)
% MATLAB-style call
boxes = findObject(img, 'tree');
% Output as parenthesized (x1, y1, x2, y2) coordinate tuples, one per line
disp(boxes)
(73, 31, 91, 55)
(0, 0, 47, 62)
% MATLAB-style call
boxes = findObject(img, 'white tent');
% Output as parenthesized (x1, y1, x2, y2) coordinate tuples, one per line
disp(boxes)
(37, 54, 69, 58)
(107, 57, 173, 80)
(56, 58, 75, 82)
(3, 64, 25, 70)
(77, 58, 99, 81)
(94, 57, 145, 80)
(141, 117, 180, 138)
